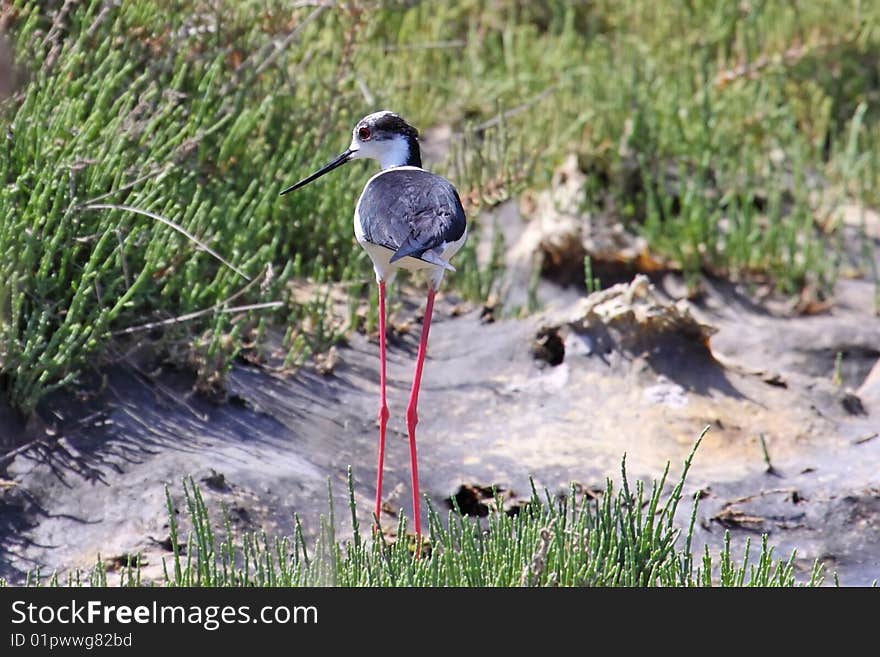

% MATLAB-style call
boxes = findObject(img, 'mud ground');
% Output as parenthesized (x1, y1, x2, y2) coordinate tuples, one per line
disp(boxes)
(1, 266, 878, 585)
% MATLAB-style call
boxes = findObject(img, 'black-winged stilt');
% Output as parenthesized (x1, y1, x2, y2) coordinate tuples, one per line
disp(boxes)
(280, 111, 468, 547)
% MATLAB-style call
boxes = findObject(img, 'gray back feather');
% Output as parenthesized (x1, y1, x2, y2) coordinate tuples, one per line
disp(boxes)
(358, 169, 466, 262)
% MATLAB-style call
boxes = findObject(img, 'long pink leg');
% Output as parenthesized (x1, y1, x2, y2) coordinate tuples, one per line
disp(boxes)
(374, 280, 390, 529)
(406, 288, 436, 552)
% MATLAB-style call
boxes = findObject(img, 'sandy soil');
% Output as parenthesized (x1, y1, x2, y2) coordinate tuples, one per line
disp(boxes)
(0, 267, 877, 585)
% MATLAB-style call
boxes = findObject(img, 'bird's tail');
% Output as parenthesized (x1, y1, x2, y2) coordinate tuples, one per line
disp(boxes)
(419, 250, 456, 272)
(389, 245, 456, 272)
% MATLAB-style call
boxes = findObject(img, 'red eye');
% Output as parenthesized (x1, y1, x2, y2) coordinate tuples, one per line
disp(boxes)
(358, 126, 371, 140)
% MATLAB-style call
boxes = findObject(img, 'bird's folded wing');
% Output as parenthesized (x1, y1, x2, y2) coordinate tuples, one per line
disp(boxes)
(359, 169, 466, 263)
(388, 206, 459, 263)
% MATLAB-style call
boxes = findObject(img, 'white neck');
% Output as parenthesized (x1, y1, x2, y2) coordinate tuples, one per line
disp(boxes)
(376, 135, 413, 169)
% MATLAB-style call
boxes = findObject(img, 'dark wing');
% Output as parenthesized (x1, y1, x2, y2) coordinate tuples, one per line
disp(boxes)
(357, 169, 466, 263)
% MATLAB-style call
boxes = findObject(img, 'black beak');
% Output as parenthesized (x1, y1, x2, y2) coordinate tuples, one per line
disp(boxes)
(279, 149, 355, 195)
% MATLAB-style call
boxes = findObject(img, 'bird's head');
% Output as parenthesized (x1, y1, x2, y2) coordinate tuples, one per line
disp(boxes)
(280, 111, 422, 196)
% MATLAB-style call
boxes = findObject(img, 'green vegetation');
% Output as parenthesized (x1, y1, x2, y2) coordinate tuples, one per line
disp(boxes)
(1, 1, 878, 413)
(584, 254, 601, 295)
(8, 436, 826, 587)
